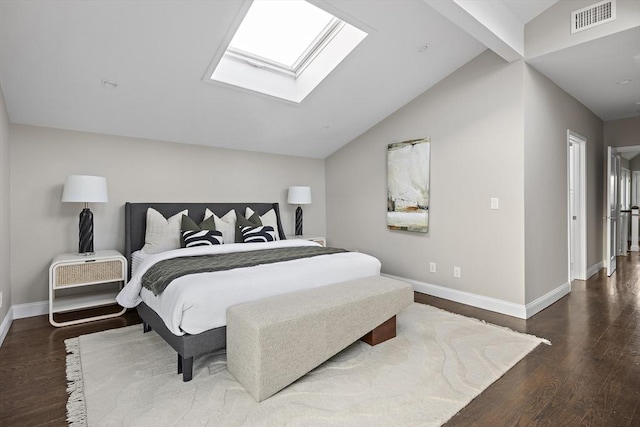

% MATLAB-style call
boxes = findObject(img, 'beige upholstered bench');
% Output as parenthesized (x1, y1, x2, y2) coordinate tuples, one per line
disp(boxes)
(226, 275, 413, 402)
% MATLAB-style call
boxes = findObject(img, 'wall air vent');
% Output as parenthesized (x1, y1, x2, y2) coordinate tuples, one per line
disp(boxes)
(571, 0, 616, 34)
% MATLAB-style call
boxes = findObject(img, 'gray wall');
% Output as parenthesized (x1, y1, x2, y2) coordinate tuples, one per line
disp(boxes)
(10, 125, 326, 305)
(605, 117, 640, 147)
(526, 0, 640, 59)
(326, 50, 527, 305)
(523, 64, 604, 303)
(621, 157, 631, 170)
(326, 48, 607, 309)
(0, 84, 10, 324)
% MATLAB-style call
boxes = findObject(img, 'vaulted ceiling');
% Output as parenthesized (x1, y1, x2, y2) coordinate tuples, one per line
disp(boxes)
(1, 0, 638, 159)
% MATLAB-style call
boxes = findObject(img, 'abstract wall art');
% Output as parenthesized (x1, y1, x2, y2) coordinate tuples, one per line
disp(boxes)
(387, 138, 430, 232)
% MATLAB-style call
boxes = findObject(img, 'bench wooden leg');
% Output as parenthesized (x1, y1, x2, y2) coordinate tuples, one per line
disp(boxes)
(360, 315, 396, 346)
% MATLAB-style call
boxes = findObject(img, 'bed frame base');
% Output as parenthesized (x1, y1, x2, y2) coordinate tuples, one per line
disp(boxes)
(177, 355, 194, 382)
(137, 302, 226, 382)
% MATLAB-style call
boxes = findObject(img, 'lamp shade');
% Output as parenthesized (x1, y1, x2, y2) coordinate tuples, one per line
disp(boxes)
(287, 186, 311, 205)
(62, 175, 108, 203)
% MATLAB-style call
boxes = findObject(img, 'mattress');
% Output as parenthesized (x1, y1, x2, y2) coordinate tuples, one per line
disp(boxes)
(117, 239, 381, 335)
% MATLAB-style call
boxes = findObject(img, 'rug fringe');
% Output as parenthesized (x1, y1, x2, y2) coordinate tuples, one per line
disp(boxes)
(65, 337, 87, 427)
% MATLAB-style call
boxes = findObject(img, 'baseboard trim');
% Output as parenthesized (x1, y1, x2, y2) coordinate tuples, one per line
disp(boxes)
(586, 261, 604, 279)
(383, 273, 572, 320)
(12, 300, 48, 319)
(382, 273, 528, 319)
(0, 307, 14, 347)
(0, 300, 48, 348)
(525, 281, 571, 318)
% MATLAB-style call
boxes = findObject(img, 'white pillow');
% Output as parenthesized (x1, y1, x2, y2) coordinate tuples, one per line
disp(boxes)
(142, 208, 188, 254)
(246, 207, 280, 240)
(208, 208, 237, 244)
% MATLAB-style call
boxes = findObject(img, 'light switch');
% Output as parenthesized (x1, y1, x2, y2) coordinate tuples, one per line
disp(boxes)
(490, 198, 499, 210)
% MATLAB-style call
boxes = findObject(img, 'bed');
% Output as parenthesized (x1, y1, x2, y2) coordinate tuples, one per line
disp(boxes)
(117, 202, 381, 381)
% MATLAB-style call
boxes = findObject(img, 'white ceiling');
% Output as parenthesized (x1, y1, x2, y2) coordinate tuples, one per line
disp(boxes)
(0, 0, 638, 159)
(501, 0, 558, 24)
(528, 26, 640, 121)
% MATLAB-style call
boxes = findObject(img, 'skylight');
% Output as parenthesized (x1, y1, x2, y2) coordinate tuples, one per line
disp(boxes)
(208, 0, 368, 103)
(227, 0, 337, 73)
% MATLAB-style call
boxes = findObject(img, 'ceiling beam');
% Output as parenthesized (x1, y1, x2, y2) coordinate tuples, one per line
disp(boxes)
(424, 0, 524, 62)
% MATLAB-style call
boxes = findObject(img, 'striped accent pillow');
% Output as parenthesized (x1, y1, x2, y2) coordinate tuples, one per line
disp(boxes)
(182, 229, 223, 247)
(241, 226, 276, 243)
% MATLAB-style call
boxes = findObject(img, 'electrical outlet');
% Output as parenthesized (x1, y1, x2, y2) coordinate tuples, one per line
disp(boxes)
(429, 262, 436, 273)
(0, 291, 3, 308)
(453, 266, 461, 278)
(490, 198, 499, 210)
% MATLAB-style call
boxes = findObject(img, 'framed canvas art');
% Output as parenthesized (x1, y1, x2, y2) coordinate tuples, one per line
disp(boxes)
(387, 138, 430, 232)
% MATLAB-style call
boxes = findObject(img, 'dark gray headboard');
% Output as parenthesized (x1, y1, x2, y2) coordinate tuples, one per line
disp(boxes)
(125, 202, 286, 278)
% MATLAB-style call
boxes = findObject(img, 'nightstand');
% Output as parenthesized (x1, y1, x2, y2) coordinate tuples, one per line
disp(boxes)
(49, 250, 127, 327)
(286, 235, 326, 247)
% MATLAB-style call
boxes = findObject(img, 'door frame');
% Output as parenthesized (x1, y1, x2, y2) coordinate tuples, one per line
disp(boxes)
(606, 145, 620, 277)
(567, 130, 587, 281)
(618, 167, 631, 256)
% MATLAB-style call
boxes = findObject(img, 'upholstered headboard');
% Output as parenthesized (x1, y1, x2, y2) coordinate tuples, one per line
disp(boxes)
(124, 202, 286, 278)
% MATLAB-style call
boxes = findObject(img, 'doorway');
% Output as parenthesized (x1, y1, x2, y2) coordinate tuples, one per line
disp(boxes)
(568, 130, 587, 281)
(615, 145, 640, 254)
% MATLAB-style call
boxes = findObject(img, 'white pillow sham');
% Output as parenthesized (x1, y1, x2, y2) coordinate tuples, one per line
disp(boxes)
(207, 208, 237, 244)
(142, 208, 188, 254)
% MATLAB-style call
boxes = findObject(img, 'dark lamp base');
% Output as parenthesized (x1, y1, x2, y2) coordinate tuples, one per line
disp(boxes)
(79, 208, 94, 254)
(295, 206, 303, 236)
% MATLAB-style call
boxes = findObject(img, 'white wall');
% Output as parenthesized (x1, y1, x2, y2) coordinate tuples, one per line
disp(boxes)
(523, 64, 604, 302)
(326, 50, 527, 306)
(10, 125, 326, 305)
(0, 84, 10, 326)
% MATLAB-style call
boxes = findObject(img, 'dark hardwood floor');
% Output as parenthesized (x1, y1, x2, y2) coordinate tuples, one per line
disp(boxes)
(0, 307, 142, 426)
(1, 254, 639, 426)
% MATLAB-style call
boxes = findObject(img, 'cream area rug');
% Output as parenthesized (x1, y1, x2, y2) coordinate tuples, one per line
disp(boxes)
(65, 303, 549, 427)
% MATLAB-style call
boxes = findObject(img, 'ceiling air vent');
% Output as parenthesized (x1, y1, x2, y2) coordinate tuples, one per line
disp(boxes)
(571, 0, 616, 34)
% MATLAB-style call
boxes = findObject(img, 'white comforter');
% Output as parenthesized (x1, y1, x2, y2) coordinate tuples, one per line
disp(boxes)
(116, 240, 381, 335)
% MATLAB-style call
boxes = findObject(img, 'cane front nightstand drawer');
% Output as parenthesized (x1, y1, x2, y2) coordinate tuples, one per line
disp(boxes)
(53, 259, 124, 288)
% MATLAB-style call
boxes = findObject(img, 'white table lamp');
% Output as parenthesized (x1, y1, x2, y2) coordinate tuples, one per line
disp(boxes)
(287, 186, 311, 236)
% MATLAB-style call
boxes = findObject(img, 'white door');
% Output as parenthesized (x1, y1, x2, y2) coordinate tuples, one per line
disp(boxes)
(606, 146, 620, 276)
(568, 131, 587, 281)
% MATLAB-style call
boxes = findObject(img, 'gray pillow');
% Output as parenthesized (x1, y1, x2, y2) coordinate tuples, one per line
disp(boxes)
(235, 210, 262, 243)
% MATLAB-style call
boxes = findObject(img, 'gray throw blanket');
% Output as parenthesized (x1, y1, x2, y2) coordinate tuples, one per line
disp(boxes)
(142, 246, 349, 296)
